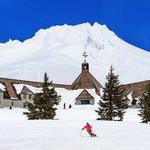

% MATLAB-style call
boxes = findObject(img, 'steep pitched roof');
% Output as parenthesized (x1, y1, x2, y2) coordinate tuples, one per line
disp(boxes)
(76, 89, 94, 100)
(70, 70, 102, 95)
(20, 86, 33, 94)
(5, 82, 18, 99)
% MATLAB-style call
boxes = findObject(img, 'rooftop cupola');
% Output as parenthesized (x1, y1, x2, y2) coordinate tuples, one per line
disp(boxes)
(82, 51, 89, 72)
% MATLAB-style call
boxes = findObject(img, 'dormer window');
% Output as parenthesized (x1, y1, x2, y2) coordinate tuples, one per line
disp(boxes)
(20, 86, 34, 100)
(28, 94, 32, 100)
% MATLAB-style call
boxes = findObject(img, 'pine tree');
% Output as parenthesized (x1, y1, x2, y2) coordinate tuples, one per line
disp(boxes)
(96, 66, 127, 121)
(138, 84, 150, 123)
(24, 73, 60, 120)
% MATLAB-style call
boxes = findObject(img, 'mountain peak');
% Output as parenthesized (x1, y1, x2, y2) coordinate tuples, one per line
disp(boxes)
(0, 22, 149, 85)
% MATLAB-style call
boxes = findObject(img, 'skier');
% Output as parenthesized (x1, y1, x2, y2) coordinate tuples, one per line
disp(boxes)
(81, 122, 97, 137)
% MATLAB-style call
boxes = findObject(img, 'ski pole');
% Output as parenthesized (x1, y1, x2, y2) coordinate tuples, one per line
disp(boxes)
(80, 130, 83, 136)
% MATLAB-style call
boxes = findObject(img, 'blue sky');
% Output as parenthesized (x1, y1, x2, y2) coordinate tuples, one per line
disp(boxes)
(0, 0, 150, 52)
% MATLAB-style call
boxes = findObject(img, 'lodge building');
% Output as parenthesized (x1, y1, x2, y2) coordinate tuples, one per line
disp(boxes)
(0, 52, 150, 108)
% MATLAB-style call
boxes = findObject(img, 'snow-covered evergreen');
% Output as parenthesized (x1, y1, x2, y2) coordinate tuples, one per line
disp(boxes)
(24, 73, 60, 120)
(138, 84, 150, 123)
(96, 66, 127, 121)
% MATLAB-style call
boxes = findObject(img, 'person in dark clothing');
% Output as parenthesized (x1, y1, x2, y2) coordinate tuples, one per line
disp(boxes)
(68, 104, 72, 109)
(63, 103, 66, 109)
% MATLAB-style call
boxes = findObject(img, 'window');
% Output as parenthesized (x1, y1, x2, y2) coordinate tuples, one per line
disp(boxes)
(28, 94, 32, 99)
(80, 99, 90, 105)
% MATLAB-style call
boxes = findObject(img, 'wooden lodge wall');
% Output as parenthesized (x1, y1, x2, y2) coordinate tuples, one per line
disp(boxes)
(122, 80, 150, 98)
(0, 77, 150, 99)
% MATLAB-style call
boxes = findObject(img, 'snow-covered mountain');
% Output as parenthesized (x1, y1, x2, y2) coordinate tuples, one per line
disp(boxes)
(0, 22, 150, 85)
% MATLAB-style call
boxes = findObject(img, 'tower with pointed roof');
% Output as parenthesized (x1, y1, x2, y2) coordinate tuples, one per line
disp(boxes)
(71, 51, 102, 95)
(82, 51, 89, 71)
(71, 51, 103, 105)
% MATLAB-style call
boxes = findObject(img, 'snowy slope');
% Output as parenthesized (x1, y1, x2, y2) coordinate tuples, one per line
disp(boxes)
(0, 22, 150, 85)
(0, 87, 148, 150)
(0, 107, 149, 150)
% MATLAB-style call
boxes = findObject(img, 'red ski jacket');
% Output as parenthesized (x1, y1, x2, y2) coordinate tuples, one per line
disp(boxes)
(82, 124, 92, 133)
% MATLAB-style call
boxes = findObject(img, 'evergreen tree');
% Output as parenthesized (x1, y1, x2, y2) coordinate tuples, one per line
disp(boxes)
(24, 73, 60, 120)
(96, 66, 127, 121)
(138, 84, 150, 123)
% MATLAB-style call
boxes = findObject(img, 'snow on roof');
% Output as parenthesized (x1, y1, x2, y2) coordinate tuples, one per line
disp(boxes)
(134, 96, 141, 104)
(55, 88, 83, 105)
(12, 84, 100, 106)
(99, 88, 103, 96)
(13, 84, 42, 94)
(0, 83, 5, 91)
(86, 89, 100, 101)
(127, 92, 133, 105)
(10, 97, 18, 100)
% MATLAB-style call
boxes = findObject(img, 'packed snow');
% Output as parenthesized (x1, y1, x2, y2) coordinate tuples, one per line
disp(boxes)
(0, 23, 150, 85)
(0, 87, 149, 150)
(0, 106, 149, 150)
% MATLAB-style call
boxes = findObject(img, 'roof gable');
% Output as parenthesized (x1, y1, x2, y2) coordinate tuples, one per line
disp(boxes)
(70, 70, 102, 95)
(76, 89, 94, 100)
(20, 86, 33, 94)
